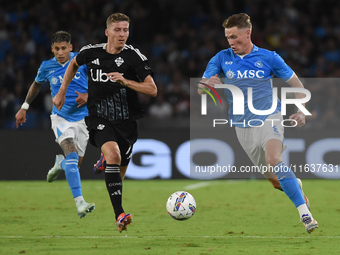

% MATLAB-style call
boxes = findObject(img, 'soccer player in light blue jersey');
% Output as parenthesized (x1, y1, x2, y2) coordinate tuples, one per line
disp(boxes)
(199, 13, 318, 233)
(15, 31, 95, 219)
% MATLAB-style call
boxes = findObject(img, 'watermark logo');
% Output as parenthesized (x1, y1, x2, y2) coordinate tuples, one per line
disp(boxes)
(198, 82, 222, 114)
(200, 83, 311, 116)
(198, 82, 312, 127)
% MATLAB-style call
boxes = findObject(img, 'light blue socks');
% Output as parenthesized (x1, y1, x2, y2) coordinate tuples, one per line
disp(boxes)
(274, 161, 305, 207)
(61, 152, 82, 198)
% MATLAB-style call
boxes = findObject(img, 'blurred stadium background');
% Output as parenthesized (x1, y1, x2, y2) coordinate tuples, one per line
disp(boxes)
(1, 0, 340, 180)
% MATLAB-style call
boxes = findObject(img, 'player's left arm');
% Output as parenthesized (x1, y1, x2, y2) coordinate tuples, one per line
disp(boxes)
(272, 52, 307, 127)
(107, 72, 157, 97)
(286, 73, 306, 127)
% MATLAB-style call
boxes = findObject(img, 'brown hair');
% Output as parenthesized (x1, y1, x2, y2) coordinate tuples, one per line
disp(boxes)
(51, 31, 71, 44)
(222, 13, 252, 30)
(106, 13, 131, 27)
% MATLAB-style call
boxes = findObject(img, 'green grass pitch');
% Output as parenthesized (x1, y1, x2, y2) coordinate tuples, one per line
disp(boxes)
(1, 179, 340, 255)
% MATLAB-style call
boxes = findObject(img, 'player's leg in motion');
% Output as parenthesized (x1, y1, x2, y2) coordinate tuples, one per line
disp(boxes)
(265, 139, 318, 233)
(93, 153, 128, 180)
(101, 141, 132, 232)
(263, 171, 310, 210)
(263, 171, 282, 190)
(47, 138, 95, 218)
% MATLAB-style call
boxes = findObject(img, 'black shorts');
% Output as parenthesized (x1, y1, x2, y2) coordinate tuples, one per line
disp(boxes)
(85, 116, 138, 166)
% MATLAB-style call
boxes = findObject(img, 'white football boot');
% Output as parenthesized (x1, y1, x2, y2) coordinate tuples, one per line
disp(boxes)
(301, 214, 318, 234)
(47, 154, 65, 182)
(76, 200, 95, 219)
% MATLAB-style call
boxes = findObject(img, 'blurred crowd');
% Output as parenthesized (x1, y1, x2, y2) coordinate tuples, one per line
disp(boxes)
(0, 0, 339, 129)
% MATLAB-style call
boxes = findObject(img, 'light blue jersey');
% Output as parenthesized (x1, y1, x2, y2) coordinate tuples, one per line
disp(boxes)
(203, 45, 294, 127)
(35, 52, 88, 122)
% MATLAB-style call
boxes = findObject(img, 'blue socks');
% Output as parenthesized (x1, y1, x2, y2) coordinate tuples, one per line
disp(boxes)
(273, 161, 305, 207)
(61, 152, 82, 198)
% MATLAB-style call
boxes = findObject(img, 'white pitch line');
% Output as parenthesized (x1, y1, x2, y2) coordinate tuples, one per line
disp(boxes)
(2, 235, 340, 239)
(184, 182, 212, 190)
(184, 180, 247, 190)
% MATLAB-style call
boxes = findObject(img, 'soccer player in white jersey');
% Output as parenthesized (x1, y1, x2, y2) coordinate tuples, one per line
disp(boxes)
(198, 13, 318, 233)
(15, 31, 95, 219)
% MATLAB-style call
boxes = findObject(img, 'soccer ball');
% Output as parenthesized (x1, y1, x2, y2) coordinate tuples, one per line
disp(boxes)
(166, 191, 196, 220)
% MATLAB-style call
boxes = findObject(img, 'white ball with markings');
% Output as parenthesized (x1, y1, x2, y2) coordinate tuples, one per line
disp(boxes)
(166, 191, 196, 220)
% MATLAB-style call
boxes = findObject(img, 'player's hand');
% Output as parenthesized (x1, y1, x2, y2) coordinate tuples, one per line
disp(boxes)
(53, 92, 66, 111)
(15, 109, 27, 128)
(75, 91, 88, 108)
(207, 74, 222, 87)
(106, 72, 128, 86)
(198, 74, 222, 95)
(289, 112, 305, 127)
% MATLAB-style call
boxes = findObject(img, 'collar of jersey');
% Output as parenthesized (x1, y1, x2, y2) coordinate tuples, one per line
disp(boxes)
(234, 45, 259, 59)
(103, 43, 127, 52)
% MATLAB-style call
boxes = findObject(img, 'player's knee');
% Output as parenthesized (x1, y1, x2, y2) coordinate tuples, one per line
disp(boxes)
(105, 149, 121, 165)
(60, 138, 78, 155)
(265, 154, 282, 167)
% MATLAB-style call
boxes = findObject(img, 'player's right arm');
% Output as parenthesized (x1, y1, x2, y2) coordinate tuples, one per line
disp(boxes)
(15, 80, 43, 128)
(198, 53, 222, 95)
(198, 74, 222, 95)
(53, 57, 80, 110)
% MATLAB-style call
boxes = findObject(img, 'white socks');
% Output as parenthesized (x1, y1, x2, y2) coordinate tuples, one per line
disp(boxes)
(74, 196, 84, 205)
(297, 203, 311, 219)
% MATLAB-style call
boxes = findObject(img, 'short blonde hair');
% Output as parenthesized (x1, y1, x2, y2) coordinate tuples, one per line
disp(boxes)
(222, 13, 252, 30)
(106, 13, 130, 28)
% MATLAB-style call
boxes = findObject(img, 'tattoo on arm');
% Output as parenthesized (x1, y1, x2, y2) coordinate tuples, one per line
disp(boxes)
(60, 138, 78, 156)
(25, 81, 43, 104)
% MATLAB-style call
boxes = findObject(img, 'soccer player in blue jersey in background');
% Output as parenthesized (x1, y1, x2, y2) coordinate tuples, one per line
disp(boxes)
(15, 31, 95, 219)
(198, 13, 318, 233)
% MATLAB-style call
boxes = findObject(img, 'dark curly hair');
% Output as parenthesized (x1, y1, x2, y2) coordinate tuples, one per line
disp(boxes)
(51, 31, 71, 44)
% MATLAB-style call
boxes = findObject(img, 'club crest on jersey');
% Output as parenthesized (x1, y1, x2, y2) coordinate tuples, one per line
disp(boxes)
(51, 76, 58, 85)
(115, 57, 124, 67)
(255, 61, 263, 68)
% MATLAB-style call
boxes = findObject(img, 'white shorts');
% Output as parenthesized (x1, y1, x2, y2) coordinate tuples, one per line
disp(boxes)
(235, 112, 285, 172)
(51, 114, 89, 157)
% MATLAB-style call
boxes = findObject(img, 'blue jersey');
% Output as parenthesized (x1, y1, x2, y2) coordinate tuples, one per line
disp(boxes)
(203, 45, 294, 127)
(35, 52, 88, 121)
